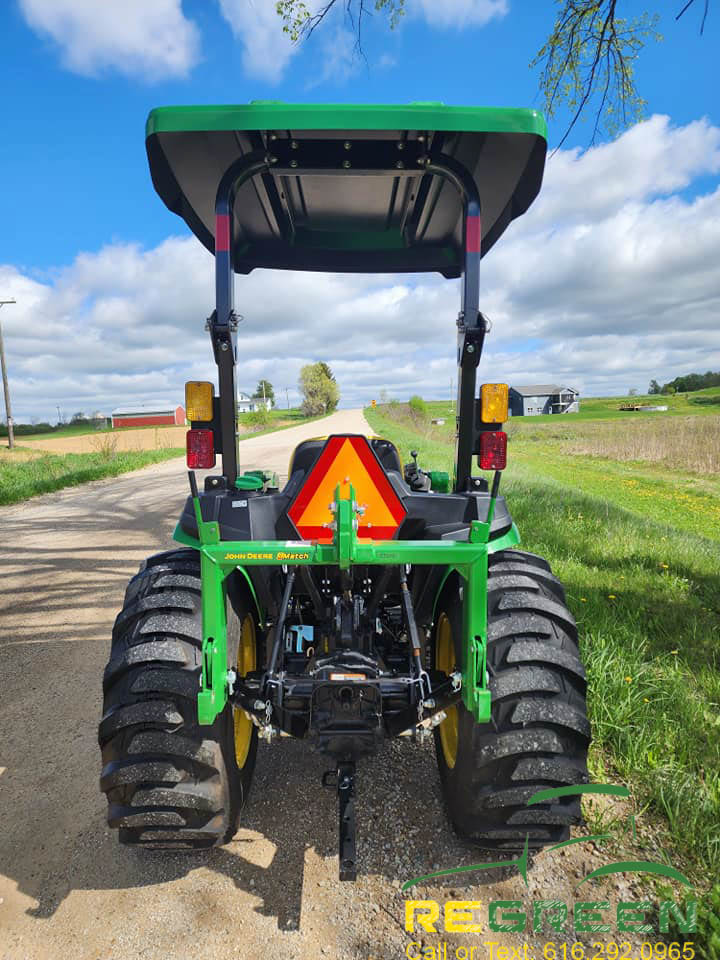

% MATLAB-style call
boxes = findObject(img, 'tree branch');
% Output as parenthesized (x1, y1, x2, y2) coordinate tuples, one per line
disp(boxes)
(531, 0, 661, 151)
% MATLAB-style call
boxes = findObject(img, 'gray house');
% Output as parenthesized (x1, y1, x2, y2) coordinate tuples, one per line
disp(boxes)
(509, 384, 580, 416)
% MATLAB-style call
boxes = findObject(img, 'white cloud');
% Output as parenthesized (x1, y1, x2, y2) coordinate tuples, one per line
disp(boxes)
(411, 0, 508, 28)
(217, 0, 508, 82)
(216, 0, 297, 84)
(532, 115, 720, 227)
(2, 116, 720, 423)
(305, 26, 359, 89)
(18, 0, 200, 80)
(18, 0, 511, 85)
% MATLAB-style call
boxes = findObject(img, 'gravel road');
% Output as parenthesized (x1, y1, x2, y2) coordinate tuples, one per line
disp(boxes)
(1, 409, 649, 960)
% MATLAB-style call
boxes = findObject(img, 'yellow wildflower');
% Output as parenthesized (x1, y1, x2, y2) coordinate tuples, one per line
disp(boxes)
(608, 594, 617, 599)
(625, 676, 633, 683)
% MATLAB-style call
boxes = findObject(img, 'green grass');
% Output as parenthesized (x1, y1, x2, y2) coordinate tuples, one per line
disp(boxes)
(236, 408, 324, 437)
(365, 403, 720, 887)
(0, 408, 323, 505)
(415, 386, 720, 427)
(0, 447, 184, 506)
(1, 422, 116, 441)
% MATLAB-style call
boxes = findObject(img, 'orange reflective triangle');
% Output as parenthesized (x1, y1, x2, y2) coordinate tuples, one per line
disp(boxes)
(287, 435, 406, 542)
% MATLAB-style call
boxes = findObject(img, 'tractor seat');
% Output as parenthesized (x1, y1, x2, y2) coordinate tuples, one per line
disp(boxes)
(288, 435, 402, 479)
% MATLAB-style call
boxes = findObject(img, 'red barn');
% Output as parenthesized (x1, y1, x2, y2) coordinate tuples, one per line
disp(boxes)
(111, 404, 185, 429)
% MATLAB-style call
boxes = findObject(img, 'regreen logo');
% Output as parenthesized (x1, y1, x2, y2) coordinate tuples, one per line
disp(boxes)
(403, 783, 693, 893)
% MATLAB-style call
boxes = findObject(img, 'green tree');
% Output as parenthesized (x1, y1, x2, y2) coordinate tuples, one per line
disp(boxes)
(665, 370, 720, 392)
(408, 394, 428, 422)
(274, 0, 708, 146)
(299, 362, 340, 416)
(648, 379, 661, 394)
(252, 379, 275, 408)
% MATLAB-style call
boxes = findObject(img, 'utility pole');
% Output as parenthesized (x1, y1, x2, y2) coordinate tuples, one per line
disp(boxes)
(0, 298, 16, 449)
(286, 387, 290, 410)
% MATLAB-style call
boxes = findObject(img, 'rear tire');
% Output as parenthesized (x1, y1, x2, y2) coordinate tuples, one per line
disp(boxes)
(98, 549, 258, 849)
(433, 549, 590, 851)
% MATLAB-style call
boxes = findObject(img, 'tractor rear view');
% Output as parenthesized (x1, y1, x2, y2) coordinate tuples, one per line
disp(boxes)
(99, 102, 589, 879)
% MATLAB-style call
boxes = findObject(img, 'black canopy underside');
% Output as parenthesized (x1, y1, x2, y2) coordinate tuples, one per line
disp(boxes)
(146, 104, 547, 277)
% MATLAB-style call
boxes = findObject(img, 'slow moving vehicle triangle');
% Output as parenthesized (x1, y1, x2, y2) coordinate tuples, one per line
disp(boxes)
(288, 435, 406, 542)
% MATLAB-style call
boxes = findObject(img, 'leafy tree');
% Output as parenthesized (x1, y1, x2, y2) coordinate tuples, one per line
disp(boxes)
(318, 362, 336, 383)
(665, 370, 720, 393)
(408, 394, 428, 422)
(252, 379, 275, 407)
(648, 379, 661, 394)
(71, 411, 86, 423)
(628, 387, 638, 396)
(274, 0, 709, 145)
(299, 361, 340, 415)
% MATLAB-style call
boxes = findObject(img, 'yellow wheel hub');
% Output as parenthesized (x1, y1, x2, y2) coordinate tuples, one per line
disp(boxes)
(435, 613, 459, 769)
(233, 614, 256, 768)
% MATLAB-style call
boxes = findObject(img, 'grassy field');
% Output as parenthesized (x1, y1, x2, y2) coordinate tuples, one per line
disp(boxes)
(381, 397, 720, 538)
(4, 406, 314, 442)
(236, 408, 324, 438)
(365, 398, 720, 897)
(0, 446, 184, 506)
(0, 407, 324, 505)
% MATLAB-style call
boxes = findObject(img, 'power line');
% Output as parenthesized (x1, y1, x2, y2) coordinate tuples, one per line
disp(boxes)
(0, 298, 16, 449)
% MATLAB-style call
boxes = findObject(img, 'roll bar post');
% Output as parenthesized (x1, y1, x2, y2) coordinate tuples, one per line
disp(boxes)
(423, 155, 484, 493)
(213, 151, 271, 485)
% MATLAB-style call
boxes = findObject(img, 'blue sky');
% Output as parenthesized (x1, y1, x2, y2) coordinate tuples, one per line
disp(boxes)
(1, 0, 719, 420)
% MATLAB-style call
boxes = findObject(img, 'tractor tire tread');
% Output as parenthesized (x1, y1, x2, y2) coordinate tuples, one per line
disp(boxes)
(434, 550, 589, 851)
(99, 550, 250, 851)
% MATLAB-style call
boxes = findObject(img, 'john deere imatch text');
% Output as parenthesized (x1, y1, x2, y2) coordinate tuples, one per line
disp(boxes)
(99, 103, 589, 880)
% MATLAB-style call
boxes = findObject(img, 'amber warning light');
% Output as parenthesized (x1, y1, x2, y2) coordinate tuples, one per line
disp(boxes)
(480, 383, 508, 423)
(287, 435, 406, 542)
(185, 380, 214, 422)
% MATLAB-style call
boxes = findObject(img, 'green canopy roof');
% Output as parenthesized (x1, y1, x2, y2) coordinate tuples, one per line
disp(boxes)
(146, 102, 547, 277)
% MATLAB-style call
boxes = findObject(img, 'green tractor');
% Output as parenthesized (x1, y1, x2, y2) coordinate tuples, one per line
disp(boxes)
(99, 102, 589, 880)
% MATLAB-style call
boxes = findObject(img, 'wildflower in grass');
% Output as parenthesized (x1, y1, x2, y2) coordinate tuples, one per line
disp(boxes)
(660, 563, 669, 570)
(581, 597, 587, 603)
(625, 676, 633, 683)
(643, 698, 650, 703)
(670, 649, 679, 655)
(608, 594, 617, 600)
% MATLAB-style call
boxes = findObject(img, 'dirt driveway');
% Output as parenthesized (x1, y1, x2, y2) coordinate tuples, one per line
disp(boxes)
(1, 409, 649, 960)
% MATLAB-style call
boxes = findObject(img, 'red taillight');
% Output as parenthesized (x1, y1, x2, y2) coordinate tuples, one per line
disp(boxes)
(479, 431, 507, 470)
(186, 429, 215, 469)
